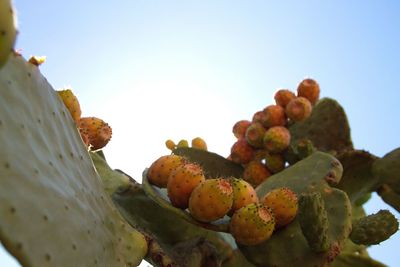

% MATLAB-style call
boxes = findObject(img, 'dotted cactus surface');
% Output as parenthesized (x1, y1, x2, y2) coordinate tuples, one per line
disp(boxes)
(0, 55, 147, 267)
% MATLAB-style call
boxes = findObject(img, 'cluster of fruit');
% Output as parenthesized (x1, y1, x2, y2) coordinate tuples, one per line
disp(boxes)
(165, 137, 208, 151)
(57, 89, 112, 150)
(147, 154, 299, 245)
(229, 78, 320, 186)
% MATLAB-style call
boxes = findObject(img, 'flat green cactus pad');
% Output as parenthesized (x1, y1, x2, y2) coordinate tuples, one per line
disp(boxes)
(240, 152, 352, 267)
(373, 148, 400, 195)
(289, 98, 353, 154)
(0, 55, 147, 267)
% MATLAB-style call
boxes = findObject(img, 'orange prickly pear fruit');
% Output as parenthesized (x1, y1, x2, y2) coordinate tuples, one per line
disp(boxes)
(230, 139, 255, 164)
(274, 89, 296, 108)
(261, 105, 286, 128)
(191, 137, 207, 150)
(264, 152, 286, 173)
(263, 126, 291, 153)
(297, 78, 320, 105)
(78, 117, 112, 150)
(232, 120, 251, 139)
(245, 122, 266, 148)
(167, 163, 206, 209)
(252, 110, 264, 124)
(57, 89, 81, 124)
(188, 178, 233, 222)
(147, 155, 186, 188)
(165, 139, 176, 151)
(229, 177, 259, 214)
(230, 203, 276, 246)
(243, 160, 271, 187)
(286, 97, 312, 122)
(261, 187, 298, 228)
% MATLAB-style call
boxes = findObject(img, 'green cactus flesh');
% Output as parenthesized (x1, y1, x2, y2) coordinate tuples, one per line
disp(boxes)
(239, 152, 352, 267)
(0, 55, 147, 267)
(289, 98, 353, 155)
(298, 192, 330, 252)
(350, 210, 399, 246)
(373, 147, 400, 194)
(377, 184, 400, 213)
(0, 0, 17, 68)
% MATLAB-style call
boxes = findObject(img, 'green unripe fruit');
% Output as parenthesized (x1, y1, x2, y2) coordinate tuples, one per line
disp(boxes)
(350, 209, 399, 245)
(177, 139, 189, 148)
(263, 126, 291, 153)
(286, 97, 312, 122)
(0, 0, 17, 68)
(264, 152, 285, 173)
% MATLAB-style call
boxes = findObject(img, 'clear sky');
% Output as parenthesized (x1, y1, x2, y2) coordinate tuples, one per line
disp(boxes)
(1, 1, 399, 266)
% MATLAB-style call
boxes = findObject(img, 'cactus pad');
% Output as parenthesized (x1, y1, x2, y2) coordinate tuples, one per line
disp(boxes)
(0, 55, 147, 267)
(373, 148, 400, 195)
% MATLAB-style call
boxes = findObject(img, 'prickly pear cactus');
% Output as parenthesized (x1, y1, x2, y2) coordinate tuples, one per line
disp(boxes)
(0, 55, 147, 267)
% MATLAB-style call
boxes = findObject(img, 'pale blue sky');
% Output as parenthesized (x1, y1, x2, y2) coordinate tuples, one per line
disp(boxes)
(1, 1, 399, 266)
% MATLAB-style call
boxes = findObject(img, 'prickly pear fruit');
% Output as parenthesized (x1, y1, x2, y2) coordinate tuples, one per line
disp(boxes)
(286, 96, 312, 122)
(350, 209, 399, 245)
(274, 89, 296, 108)
(297, 78, 320, 105)
(79, 117, 112, 150)
(233, 120, 251, 139)
(263, 126, 291, 153)
(188, 178, 233, 222)
(230, 203, 275, 246)
(165, 139, 176, 150)
(245, 122, 266, 148)
(298, 192, 330, 252)
(0, 0, 17, 68)
(252, 110, 264, 124)
(191, 137, 207, 150)
(230, 139, 255, 164)
(261, 105, 286, 128)
(79, 127, 90, 148)
(28, 55, 46, 66)
(229, 178, 259, 214)
(177, 139, 189, 148)
(167, 163, 206, 209)
(264, 152, 285, 173)
(57, 89, 82, 124)
(147, 154, 186, 188)
(261, 187, 298, 227)
(243, 160, 271, 187)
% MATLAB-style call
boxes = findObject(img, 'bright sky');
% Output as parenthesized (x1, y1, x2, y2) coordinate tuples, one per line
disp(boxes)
(1, 1, 400, 266)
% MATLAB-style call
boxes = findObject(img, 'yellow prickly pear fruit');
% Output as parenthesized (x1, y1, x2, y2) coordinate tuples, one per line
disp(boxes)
(57, 89, 82, 124)
(0, 0, 17, 68)
(243, 160, 271, 187)
(191, 137, 207, 150)
(177, 139, 189, 148)
(229, 177, 259, 214)
(165, 139, 176, 151)
(147, 155, 186, 188)
(28, 55, 46, 66)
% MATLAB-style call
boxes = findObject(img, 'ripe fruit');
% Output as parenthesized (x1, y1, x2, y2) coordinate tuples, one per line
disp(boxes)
(245, 122, 266, 148)
(261, 187, 298, 228)
(297, 78, 320, 105)
(263, 126, 291, 153)
(147, 155, 186, 188)
(286, 97, 312, 122)
(261, 105, 286, 128)
(230, 203, 275, 246)
(191, 137, 207, 150)
(177, 139, 189, 148)
(28, 56, 46, 66)
(167, 163, 206, 209)
(57, 89, 82, 124)
(229, 178, 259, 213)
(78, 117, 112, 150)
(252, 111, 264, 124)
(233, 120, 251, 139)
(230, 139, 255, 164)
(0, 0, 17, 68)
(264, 153, 285, 173)
(243, 161, 271, 187)
(188, 178, 233, 222)
(274, 89, 296, 108)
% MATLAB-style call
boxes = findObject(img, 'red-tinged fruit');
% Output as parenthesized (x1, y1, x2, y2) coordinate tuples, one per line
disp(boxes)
(230, 203, 275, 246)
(243, 161, 271, 187)
(79, 117, 112, 150)
(57, 89, 81, 124)
(263, 126, 291, 153)
(265, 152, 286, 173)
(191, 137, 207, 150)
(230, 139, 255, 164)
(245, 122, 266, 148)
(274, 89, 296, 108)
(252, 111, 264, 124)
(286, 97, 312, 122)
(232, 120, 251, 139)
(297, 78, 320, 105)
(189, 178, 233, 222)
(261, 105, 286, 128)
(147, 155, 186, 188)
(261, 187, 298, 228)
(229, 178, 259, 214)
(167, 163, 206, 209)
